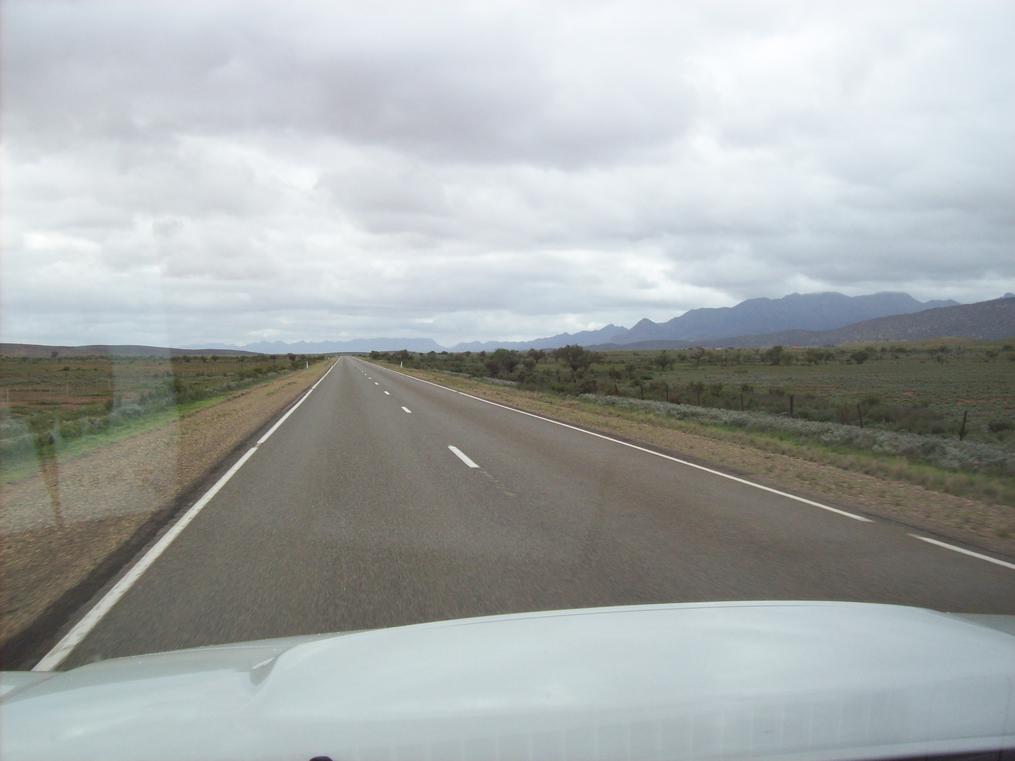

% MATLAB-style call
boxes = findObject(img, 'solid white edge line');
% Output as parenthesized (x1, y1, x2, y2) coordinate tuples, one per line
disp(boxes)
(368, 362, 872, 523)
(909, 534, 1015, 571)
(33, 445, 261, 671)
(257, 360, 337, 444)
(257, 389, 312, 444)
(401, 406, 412, 414)
(448, 445, 480, 468)
(33, 359, 341, 671)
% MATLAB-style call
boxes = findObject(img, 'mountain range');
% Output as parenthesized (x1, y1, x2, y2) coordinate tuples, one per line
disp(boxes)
(194, 292, 966, 354)
(24, 291, 1006, 357)
(588, 296, 1015, 350)
(452, 292, 960, 351)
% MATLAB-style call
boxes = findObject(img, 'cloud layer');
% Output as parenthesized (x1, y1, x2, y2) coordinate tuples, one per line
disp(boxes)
(3, 0, 1013, 346)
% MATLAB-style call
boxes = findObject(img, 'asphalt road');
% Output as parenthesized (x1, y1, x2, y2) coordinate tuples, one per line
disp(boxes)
(56, 356, 1015, 668)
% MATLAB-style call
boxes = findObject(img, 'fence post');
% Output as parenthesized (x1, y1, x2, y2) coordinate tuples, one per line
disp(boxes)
(789, 394, 795, 417)
(959, 410, 968, 440)
(664, 384, 669, 403)
(639, 382, 644, 399)
(856, 403, 864, 428)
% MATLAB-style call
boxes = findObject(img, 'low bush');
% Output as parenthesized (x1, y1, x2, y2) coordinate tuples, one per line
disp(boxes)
(580, 394, 1015, 477)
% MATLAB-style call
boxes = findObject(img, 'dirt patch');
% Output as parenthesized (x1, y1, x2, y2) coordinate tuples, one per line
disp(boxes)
(0, 362, 330, 663)
(377, 363, 1015, 559)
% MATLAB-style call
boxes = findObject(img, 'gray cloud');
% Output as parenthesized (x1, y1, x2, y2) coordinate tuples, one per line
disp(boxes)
(2, 0, 1013, 347)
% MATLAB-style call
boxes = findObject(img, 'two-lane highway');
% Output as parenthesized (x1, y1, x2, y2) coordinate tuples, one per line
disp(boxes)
(41, 356, 1015, 669)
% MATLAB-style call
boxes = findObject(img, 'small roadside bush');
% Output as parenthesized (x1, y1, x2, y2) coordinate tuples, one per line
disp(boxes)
(107, 404, 145, 425)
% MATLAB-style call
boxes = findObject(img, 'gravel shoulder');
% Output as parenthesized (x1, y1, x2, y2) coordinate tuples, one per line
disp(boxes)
(373, 362, 1015, 560)
(0, 362, 330, 663)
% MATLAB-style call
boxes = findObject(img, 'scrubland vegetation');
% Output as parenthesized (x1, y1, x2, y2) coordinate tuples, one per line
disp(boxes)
(0, 353, 326, 465)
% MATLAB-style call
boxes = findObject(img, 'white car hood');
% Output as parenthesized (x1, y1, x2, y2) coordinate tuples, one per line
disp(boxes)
(2, 601, 1014, 761)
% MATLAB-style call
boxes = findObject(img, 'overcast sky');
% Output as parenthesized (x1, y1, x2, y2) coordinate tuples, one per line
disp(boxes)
(2, 0, 1013, 347)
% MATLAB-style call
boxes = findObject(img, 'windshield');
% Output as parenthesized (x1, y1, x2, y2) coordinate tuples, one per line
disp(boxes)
(1, 1, 1013, 759)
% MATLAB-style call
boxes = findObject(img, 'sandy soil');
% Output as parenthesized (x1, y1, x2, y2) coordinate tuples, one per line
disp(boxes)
(0, 363, 329, 651)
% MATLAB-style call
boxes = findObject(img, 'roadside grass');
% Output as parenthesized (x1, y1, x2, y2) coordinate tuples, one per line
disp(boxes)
(370, 359, 1015, 510)
(610, 406, 1015, 508)
(0, 394, 224, 484)
(0, 354, 330, 483)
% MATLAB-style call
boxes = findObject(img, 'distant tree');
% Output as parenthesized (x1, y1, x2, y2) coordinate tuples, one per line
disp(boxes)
(554, 345, 594, 375)
(689, 381, 705, 405)
(850, 350, 870, 365)
(763, 345, 784, 366)
(489, 348, 520, 376)
(654, 350, 675, 370)
(739, 383, 753, 410)
(804, 349, 824, 365)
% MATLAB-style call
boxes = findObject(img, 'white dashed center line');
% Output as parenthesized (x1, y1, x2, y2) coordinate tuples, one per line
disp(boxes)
(401, 406, 412, 414)
(448, 445, 479, 469)
(384, 390, 390, 395)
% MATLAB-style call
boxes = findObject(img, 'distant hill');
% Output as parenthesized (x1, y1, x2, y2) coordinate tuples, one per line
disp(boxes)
(728, 296, 1015, 347)
(0, 344, 259, 358)
(452, 324, 628, 353)
(590, 297, 1015, 350)
(213, 338, 446, 354)
(619, 292, 956, 344)
(449, 292, 957, 351)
